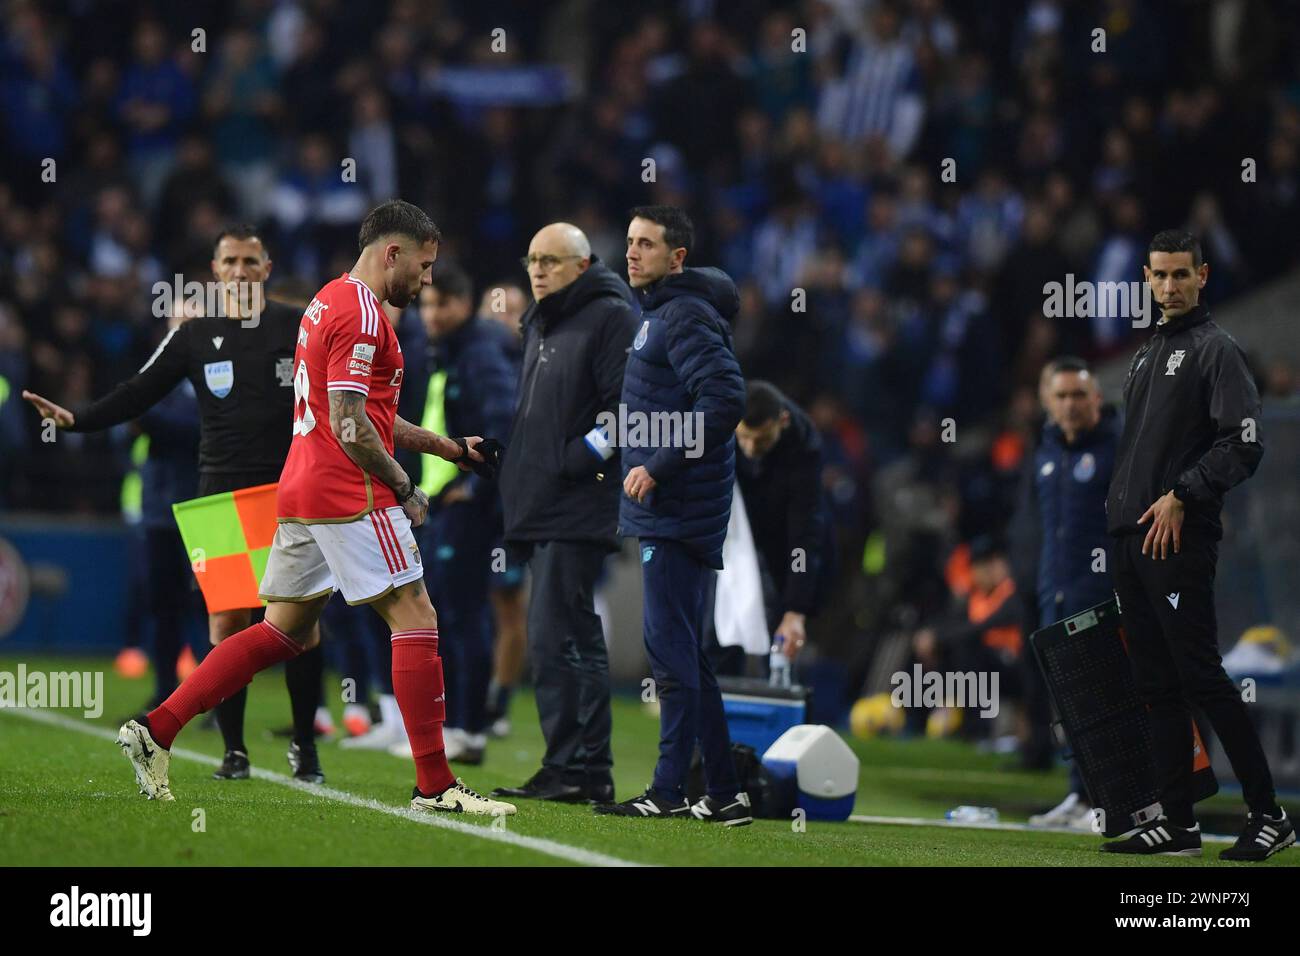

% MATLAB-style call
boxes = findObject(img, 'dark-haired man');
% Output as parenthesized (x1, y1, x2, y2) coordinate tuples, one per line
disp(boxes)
(594, 205, 752, 825)
(1101, 230, 1291, 859)
(24, 225, 328, 782)
(727, 380, 832, 673)
(113, 200, 515, 815)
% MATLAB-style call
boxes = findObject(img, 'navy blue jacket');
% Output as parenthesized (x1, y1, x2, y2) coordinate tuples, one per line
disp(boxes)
(1031, 406, 1120, 625)
(618, 267, 745, 569)
(418, 315, 517, 501)
(138, 381, 200, 528)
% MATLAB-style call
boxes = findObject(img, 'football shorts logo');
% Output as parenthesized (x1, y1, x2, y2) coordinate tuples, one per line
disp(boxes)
(1073, 452, 1096, 482)
(203, 360, 234, 398)
(641, 545, 655, 564)
(1165, 349, 1186, 376)
(275, 357, 294, 387)
(634, 320, 649, 350)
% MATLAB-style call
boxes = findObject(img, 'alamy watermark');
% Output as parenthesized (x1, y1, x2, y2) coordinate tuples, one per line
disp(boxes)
(0, 663, 103, 718)
(150, 276, 264, 327)
(587, 404, 706, 460)
(1042, 274, 1153, 328)
(890, 664, 1000, 719)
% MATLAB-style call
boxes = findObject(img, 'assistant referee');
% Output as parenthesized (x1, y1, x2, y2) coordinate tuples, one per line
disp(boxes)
(23, 225, 327, 783)
(1101, 230, 1291, 861)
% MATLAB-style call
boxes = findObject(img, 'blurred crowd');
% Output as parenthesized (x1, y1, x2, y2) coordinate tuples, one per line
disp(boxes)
(3, 0, 1300, 690)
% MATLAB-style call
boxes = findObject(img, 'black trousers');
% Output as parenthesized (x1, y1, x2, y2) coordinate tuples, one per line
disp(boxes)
(1113, 532, 1277, 820)
(525, 541, 613, 780)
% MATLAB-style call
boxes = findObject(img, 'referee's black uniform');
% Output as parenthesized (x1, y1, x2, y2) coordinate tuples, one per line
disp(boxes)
(71, 300, 299, 491)
(1106, 302, 1277, 825)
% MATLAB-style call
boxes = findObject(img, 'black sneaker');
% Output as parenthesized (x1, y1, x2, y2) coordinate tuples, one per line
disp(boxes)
(212, 749, 250, 780)
(1101, 819, 1201, 856)
(690, 792, 754, 827)
(287, 741, 325, 783)
(1220, 809, 1294, 861)
(592, 787, 690, 819)
(582, 776, 615, 804)
(492, 768, 584, 802)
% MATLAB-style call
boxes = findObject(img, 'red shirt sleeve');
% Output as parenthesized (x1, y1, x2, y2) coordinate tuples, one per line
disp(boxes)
(324, 287, 381, 396)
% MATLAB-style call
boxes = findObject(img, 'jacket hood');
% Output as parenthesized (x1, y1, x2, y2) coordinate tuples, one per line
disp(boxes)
(640, 266, 740, 322)
(527, 255, 635, 329)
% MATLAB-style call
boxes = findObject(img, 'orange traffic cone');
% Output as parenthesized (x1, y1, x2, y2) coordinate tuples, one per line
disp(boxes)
(176, 646, 198, 681)
(114, 647, 149, 679)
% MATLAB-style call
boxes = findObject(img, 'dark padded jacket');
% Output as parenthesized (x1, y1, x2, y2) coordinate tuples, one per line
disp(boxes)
(618, 267, 745, 569)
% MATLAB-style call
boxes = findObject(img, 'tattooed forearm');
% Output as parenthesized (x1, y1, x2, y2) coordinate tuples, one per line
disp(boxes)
(329, 390, 411, 496)
(394, 415, 460, 459)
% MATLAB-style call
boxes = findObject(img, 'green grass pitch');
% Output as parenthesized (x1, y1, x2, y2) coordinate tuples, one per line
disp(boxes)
(0, 655, 1293, 866)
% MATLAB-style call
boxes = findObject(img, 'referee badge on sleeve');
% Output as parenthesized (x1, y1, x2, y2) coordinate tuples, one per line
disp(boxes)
(204, 360, 234, 398)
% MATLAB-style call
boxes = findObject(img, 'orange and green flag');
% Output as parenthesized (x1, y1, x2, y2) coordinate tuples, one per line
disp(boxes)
(172, 483, 279, 613)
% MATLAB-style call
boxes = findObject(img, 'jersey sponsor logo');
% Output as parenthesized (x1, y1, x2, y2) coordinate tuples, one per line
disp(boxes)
(1073, 452, 1096, 482)
(212, 336, 224, 350)
(634, 320, 649, 350)
(275, 357, 294, 387)
(1165, 349, 1186, 376)
(347, 358, 372, 376)
(390, 368, 404, 387)
(352, 343, 376, 363)
(204, 360, 234, 398)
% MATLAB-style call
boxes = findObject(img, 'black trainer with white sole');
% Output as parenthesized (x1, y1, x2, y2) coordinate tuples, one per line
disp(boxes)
(212, 749, 250, 780)
(1220, 809, 1294, 861)
(287, 741, 324, 783)
(1101, 820, 1201, 856)
(592, 787, 690, 819)
(690, 792, 753, 826)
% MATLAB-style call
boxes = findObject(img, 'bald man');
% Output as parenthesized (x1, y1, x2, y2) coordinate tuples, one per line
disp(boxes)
(493, 223, 638, 803)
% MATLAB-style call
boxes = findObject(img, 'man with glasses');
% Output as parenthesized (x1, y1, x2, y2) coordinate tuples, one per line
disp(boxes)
(493, 223, 638, 803)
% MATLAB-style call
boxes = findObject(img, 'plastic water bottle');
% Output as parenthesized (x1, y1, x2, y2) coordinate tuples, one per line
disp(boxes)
(769, 634, 791, 688)
(945, 805, 999, 823)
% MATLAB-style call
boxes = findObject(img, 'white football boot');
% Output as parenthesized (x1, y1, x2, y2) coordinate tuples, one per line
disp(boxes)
(411, 779, 517, 816)
(116, 719, 175, 801)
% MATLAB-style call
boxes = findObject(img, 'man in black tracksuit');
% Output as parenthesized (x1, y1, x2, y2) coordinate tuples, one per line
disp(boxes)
(594, 206, 752, 825)
(1102, 230, 1291, 860)
(493, 223, 638, 804)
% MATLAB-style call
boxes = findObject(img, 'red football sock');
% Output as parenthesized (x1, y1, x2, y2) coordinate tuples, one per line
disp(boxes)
(391, 628, 454, 796)
(147, 620, 303, 749)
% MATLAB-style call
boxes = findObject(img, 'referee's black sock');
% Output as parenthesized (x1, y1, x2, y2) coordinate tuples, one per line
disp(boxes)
(287, 643, 324, 748)
(215, 687, 248, 754)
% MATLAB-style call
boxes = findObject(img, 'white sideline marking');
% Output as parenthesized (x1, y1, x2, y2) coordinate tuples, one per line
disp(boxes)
(849, 813, 1235, 843)
(6, 708, 646, 867)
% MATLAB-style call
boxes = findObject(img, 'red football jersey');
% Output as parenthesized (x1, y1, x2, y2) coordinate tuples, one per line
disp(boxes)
(277, 274, 405, 522)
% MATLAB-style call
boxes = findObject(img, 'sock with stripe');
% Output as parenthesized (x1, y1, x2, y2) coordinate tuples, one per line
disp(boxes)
(391, 628, 455, 797)
(147, 620, 304, 750)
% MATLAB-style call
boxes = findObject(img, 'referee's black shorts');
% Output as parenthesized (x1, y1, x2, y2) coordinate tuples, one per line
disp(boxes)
(197, 470, 282, 497)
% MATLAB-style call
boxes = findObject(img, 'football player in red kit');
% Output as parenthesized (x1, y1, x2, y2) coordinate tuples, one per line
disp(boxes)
(117, 200, 515, 815)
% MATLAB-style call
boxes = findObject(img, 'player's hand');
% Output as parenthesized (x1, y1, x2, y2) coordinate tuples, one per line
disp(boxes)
(445, 435, 486, 468)
(399, 482, 429, 528)
(1138, 490, 1184, 560)
(778, 611, 807, 659)
(624, 465, 656, 503)
(21, 390, 75, 428)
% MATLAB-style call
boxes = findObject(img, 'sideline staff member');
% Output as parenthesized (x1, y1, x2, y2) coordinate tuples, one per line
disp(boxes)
(1102, 230, 1291, 860)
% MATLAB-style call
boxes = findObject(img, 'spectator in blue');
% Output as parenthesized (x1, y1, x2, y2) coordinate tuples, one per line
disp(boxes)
(115, 20, 196, 206)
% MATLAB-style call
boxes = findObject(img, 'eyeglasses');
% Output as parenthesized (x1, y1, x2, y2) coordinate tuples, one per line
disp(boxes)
(519, 254, 582, 272)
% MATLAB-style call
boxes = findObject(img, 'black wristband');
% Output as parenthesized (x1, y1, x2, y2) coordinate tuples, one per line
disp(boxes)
(396, 476, 416, 503)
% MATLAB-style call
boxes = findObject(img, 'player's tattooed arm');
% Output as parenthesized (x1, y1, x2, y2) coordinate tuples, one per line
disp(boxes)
(328, 391, 426, 524)
(393, 415, 486, 470)
(393, 415, 461, 460)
